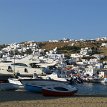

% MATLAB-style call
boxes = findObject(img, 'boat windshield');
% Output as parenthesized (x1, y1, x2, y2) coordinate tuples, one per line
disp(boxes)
(1, 61, 12, 63)
(11, 63, 28, 67)
(29, 63, 41, 68)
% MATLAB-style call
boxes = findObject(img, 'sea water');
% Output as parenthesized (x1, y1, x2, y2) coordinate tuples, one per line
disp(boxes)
(73, 82, 107, 96)
(0, 82, 107, 96)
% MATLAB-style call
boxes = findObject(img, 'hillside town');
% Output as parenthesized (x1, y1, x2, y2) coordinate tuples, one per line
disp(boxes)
(0, 37, 107, 84)
(1, 1, 107, 106)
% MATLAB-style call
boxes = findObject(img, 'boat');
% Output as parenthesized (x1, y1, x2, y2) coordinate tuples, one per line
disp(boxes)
(82, 76, 103, 83)
(24, 83, 45, 92)
(20, 78, 76, 93)
(20, 78, 70, 86)
(8, 76, 34, 89)
(8, 78, 23, 89)
(42, 84, 78, 96)
(101, 78, 107, 83)
(40, 72, 68, 82)
(21, 79, 78, 95)
(0, 57, 44, 77)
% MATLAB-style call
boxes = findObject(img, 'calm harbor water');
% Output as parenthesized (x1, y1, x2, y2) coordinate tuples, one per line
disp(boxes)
(73, 82, 107, 96)
(0, 82, 107, 96)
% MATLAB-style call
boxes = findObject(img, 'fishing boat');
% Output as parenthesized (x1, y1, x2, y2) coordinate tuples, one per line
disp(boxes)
(42, 84, 78, 96)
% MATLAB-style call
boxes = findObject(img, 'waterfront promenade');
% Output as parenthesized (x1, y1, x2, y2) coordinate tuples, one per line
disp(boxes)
(0, 90, 107, 107)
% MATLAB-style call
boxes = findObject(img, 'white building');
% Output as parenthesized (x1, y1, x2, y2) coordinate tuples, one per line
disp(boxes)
(71, 53, 83, 58)
(101, 43, 107, 47)
(81, 56, 98, 65)
(84, 65, 97, 76)
(80, 47, 92, 56)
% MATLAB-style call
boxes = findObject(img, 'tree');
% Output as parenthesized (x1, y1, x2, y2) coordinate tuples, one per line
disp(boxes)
(25, 49, 33, 55)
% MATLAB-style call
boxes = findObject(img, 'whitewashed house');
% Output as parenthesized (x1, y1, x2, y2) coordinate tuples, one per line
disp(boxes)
(93, 54, 105, 60)
(95, 63, 103, 69)
(80, 47, 92, 56)
(81, 56, 98, 65)
(84, 65, 97, 76)
(47, 53, 64, 61)
(101, 43, 107, 47)
(96, 37, 107, 41)
(71, 53, 82, 62)
(49, 40, 59, 43)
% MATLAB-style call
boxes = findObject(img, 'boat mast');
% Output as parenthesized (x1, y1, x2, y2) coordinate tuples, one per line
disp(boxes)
(13, 49, 15, 76)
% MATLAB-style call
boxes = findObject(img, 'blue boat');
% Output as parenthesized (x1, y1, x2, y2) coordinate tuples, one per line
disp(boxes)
(25, 84, 45, 93)
(21, 79, 77, 93)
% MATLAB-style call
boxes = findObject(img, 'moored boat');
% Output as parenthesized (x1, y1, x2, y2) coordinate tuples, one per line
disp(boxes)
(101, 78, 107, 83)
(42, 72, 68, 82)
(20, 78, 77, 94)
(8, 78, 23, 89)
(24, 83, 44, 92)
(8, 76, 33, 89)
(82, 77, 103, 83)
(20, 78, 70, 86)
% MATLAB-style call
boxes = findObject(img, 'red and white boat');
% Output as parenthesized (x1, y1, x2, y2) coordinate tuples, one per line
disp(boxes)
(42, 84, 78, 96)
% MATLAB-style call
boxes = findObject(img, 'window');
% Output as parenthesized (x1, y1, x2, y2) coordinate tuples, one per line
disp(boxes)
(11, 63, 28, 67)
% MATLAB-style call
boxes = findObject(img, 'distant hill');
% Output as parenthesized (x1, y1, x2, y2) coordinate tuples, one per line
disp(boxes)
(37, 40, 107, 56)
(0, 40, 107, 57)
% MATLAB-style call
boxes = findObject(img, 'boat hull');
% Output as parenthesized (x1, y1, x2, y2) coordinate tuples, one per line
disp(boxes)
(42, 85, 78, 96)
(43, 89, 77, 96)
(20, 79, 77, 95)
(83, 77, 103, 83)
(25, 84, 43, 93)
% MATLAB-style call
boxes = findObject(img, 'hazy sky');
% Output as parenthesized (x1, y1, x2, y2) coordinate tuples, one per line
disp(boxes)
(0, 0, 107, 43)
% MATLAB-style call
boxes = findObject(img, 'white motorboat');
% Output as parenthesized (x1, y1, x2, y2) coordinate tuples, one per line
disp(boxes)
(8, 76, 33, 89)
(101, 78, 107, 83)
(41, 72, 68, 82)
(8, 78, 23, 89)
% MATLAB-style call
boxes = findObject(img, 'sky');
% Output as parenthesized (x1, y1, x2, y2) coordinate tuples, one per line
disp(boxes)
(0, 0, 107, 44)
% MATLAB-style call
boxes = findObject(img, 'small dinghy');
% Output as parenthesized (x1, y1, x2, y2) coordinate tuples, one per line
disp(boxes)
(8, 78, 23, 89)
(42, 84, 78, 96)
(8, 76, 32, 89)
(101, 78, 107, 83)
